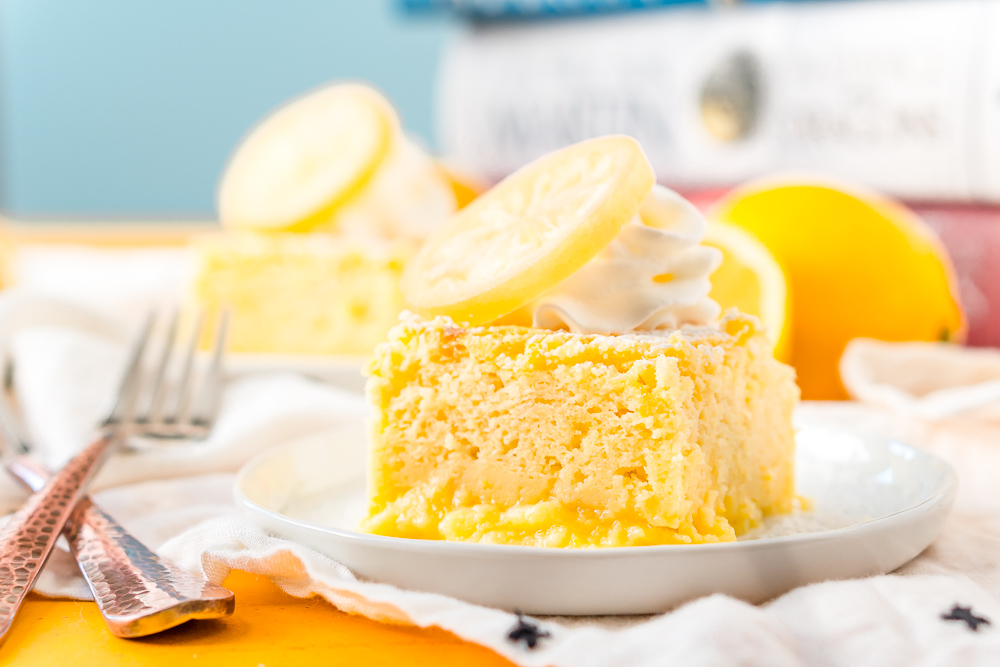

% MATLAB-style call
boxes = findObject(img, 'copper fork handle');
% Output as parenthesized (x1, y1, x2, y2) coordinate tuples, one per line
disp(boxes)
(8, 457, 235, 638)
(0, 431, 116, 642)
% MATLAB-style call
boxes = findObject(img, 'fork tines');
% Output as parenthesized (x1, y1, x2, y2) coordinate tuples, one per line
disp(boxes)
(127, 310, 229, 440)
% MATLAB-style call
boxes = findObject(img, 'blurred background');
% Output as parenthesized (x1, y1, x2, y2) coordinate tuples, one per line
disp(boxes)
(0, 1, 454, 217)
(3, 0, 999, 214)
(0, 0, 998, 399)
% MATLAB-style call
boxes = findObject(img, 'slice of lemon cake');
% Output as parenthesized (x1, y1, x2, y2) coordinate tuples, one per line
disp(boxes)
(364, 311, 796, 546)
(361, 135, 799, 547)
(191, 83, 458, 356)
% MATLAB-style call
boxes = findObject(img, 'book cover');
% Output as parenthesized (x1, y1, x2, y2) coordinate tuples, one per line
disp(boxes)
(437, 0, 1000, 202)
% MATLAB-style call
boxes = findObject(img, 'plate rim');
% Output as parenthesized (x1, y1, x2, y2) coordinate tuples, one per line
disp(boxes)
(234, 424, 959, 559)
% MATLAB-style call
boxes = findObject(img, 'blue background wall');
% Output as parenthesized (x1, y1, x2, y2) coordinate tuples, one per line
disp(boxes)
(0, 1, 455, 218)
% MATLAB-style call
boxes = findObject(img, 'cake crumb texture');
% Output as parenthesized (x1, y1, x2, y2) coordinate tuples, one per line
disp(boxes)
(363, 311, 799, 547)
(192, 232, 409, 356)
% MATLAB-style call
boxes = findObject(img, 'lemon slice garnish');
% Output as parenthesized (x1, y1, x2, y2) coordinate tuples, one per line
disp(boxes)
(403, 136, 655, 326)
(218, 83, 396, 232)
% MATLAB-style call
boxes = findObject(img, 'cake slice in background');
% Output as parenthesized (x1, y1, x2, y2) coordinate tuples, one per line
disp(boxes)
(192, 233, 408, 356)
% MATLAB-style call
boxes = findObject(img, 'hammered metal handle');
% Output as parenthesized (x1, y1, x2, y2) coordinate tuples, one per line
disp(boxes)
(0, 431, 116, 641)
(8, 458, 235, 638)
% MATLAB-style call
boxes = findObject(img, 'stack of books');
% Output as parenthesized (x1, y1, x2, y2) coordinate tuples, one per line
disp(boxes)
(432, 0, 1000, 201)
(419, 0, 1000, 345)
(403, 0, 745, 19)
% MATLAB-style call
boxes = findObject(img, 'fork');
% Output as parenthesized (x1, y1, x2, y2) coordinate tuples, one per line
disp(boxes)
(0, 311, 234, 637)
(0, 311, 232, 641)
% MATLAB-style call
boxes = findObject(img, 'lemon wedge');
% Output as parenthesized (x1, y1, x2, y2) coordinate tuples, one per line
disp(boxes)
(714, 181, 964, 399)
(218, 83, 396, 232)
(702, 221, 790, 362)
(403, 136, 655, 326)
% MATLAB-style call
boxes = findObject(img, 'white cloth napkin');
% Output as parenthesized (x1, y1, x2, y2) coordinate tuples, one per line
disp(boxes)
(3, 284, 1000, 666)
(841, 338, 1000, 422)
(13, 244, 191, 329)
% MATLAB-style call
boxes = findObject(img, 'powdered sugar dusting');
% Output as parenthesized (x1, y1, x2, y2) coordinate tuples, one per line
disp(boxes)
(740, 509, 857, 541)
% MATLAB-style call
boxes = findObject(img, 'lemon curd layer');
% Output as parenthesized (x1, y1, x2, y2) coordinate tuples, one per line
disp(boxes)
(192, 232, 409, 356)
(362, 311, 799, 547)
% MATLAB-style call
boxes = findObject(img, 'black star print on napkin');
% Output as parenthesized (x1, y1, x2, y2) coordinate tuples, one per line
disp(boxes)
(941, 604, 991, 632)
(507, 612, 551, 649)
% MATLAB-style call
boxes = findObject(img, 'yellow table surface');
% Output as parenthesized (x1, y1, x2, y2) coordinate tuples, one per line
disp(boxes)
(4, 570, 516, 666)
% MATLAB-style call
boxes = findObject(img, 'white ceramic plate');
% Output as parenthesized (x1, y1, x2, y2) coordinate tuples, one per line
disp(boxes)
(235, 416, 957, 615)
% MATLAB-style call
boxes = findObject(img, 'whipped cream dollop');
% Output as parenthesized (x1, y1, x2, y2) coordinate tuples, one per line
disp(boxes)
(532, 185, 723, 334)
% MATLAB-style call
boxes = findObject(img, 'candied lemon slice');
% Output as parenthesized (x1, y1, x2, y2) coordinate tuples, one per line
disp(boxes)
(403, 136, 655, 326)
(218, 83, 396, 231)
